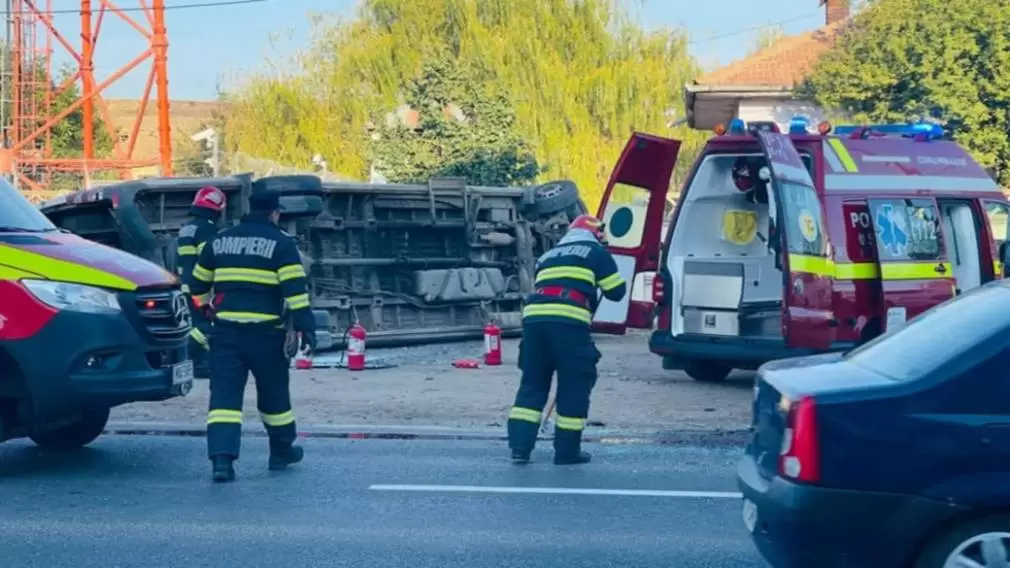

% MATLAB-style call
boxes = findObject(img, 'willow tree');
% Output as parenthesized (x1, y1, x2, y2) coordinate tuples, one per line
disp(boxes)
(799, 0, 1010, 183)
(223, 0, 707, 207)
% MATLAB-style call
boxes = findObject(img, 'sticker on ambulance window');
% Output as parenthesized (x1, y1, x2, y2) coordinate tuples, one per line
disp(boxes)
(602, 183, 650, 249)
(721, 209, 758, 245)
(798, 209, 819, 243)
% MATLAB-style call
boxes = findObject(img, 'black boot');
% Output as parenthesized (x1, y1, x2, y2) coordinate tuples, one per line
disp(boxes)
(211, 456, 235, 482)
(268, 444, 304, 471)
(507, 417, 539, 464)
(553, 428, 591, 466)
(511, 449, 531, 464)
(554, 451, 592, 465)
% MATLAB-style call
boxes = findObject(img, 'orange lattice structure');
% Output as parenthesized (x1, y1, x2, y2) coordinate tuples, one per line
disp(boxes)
(1, 0, 173, 192)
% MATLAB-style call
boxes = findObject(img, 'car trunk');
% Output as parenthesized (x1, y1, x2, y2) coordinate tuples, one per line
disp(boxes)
(748, 352, 893, 480)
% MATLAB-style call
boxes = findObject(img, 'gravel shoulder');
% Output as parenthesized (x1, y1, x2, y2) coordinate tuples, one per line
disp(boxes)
(111, 331, 754, 433)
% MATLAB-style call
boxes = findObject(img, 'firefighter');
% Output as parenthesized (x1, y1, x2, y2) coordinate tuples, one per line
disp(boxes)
(187, 190, 317, 482)
(177, 186, 226, 375)
(507, 214, 627, 465)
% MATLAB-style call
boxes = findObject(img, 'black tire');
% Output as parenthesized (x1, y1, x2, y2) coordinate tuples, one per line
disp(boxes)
(315, 330, 334, 351)
(113, 201, 160, 255)
(684, 361, 732, 383)
(277, 194, 324, 217)
(312, 309, 331, 331)
(29, 407, 110, 449)
(566, 198, 590, 219)
(532, 180, 580, 216)
(253, 175, 323, 195)
(914, 514, 1010, 568)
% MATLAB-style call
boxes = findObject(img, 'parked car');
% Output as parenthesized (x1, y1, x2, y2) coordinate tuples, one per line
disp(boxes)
(738, 280, 1010, 568)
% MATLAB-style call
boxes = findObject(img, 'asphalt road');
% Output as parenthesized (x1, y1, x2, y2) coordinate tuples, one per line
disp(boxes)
(0, 436, 766, 568)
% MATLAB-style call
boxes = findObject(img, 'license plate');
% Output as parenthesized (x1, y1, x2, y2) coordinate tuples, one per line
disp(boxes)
(742, 498, 758, 533)
(172, 360, 194, 385)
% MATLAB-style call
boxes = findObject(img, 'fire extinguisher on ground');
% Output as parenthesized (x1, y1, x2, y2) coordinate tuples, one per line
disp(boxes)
(346, 322, 366, 371)
(484, 320, 502, 366)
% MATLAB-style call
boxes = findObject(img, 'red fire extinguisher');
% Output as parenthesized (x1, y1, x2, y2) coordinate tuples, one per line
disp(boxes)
(346, 322, 366, 371)
(484, 320, 502, 366)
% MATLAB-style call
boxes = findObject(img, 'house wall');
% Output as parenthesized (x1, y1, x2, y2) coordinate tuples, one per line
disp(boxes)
(738, 98, 831, 132)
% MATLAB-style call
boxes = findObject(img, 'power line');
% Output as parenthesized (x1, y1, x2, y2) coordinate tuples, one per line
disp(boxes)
(2, 0, 267, 16)
(687, 12, 823, 45)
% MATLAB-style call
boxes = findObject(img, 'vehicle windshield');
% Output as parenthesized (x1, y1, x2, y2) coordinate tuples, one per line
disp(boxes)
(0, 178, 58, 232)
(844, 284, 1010, 381)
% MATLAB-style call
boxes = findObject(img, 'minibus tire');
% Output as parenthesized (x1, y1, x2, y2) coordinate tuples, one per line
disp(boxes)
(683, 361, 732, 383)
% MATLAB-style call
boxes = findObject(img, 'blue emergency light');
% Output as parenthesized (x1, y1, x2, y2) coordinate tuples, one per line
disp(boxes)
(727, 118, 747, 135)
(788, 116, 811, 135)
(833, 122, 945, 140)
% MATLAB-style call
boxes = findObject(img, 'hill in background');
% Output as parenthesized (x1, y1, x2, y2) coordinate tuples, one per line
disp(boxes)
(105, 99, 223, 162)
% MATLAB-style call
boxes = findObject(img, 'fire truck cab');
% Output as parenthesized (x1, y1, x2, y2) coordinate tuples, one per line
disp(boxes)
(590, 118, 1009, 382)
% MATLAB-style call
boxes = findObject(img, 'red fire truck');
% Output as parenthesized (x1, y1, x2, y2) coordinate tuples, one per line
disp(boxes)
(590, 118, 1009, 382)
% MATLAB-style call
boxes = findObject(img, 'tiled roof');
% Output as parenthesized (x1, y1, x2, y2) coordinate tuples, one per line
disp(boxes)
(693, 21, 847, 88)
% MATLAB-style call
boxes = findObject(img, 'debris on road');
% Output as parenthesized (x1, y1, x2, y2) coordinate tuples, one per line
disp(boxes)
(112, 331, 754, 433)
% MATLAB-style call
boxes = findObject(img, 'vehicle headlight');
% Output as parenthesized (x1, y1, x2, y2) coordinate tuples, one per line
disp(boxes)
(21, 279, 121, 313)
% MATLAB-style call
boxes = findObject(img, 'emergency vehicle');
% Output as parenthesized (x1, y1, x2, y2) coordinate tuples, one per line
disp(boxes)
(591, 118, 1009, 382)
(0, 178, 192, 448)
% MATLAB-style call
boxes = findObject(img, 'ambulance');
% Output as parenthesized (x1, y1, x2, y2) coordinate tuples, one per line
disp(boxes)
(590, 118, 1009, 382)
(0, 177, 192, 448)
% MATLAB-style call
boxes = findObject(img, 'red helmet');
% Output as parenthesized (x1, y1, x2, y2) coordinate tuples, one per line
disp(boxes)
(569, 214, 606, 241)
(192, 186, 226, 212)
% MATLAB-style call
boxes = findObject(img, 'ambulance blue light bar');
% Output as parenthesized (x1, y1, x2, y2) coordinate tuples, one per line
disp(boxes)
(727, 118, 747, 135)
(788, 116, 810, 134)
(833, 122, 945, 140)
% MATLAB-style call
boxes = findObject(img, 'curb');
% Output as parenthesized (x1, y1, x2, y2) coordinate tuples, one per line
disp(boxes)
(103, 421, 749, 446)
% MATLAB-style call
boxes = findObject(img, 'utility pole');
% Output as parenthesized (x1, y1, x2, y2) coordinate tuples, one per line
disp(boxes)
(191, 127, 220, 176)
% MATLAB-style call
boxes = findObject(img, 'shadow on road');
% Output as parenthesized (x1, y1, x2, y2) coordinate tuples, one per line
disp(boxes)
(0, 444, 129, 479)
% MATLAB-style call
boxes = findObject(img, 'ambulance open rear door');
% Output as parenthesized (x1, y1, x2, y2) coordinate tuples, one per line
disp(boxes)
(592, 133, 681, 335)
(755, 131, 836, 350)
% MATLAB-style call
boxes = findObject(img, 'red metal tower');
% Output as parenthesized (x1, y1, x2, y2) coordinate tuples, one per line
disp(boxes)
(2, 0, 173, 195)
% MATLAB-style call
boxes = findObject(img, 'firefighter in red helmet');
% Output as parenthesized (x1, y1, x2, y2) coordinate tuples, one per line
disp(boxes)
(177, 186, 226, 376)
(507, 214, 627, 465)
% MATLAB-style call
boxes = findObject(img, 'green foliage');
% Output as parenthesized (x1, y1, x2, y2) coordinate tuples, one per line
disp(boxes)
(0, 54, 114, 159)
(223, 0, 708, 207)
(370, 56, 540, 185)
(48, 66, 114, 159)
(798, 0, 1010, 184)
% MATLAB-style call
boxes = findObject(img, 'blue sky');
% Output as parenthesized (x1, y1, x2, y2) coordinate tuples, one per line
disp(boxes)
(46, 0, 827, 100)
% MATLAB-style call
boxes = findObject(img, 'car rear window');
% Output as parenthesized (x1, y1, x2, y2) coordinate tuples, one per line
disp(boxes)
(845, 284, 1010, 381)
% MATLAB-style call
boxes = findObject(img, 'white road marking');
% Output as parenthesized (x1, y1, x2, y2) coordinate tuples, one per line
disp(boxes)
(369, 484, 743, 498)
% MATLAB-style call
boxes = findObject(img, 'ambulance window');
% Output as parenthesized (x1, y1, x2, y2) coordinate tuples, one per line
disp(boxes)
(780, 180, 825, 256)
(800, 155, 814, 176)
(868, 199, 944, 261)
(600, 183, 650, 249)
(985, 202, 1009, 250)
(0, 178, 57, 232)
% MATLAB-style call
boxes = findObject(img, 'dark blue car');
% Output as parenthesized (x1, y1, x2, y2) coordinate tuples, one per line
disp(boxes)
(738, 281, 1010, 568)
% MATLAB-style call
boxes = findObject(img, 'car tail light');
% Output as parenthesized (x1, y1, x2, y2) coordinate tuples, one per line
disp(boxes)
(652, 275, 665, 304)
(778, 396, 820, 483)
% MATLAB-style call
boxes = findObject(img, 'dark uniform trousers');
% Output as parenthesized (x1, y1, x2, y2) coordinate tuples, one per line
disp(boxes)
(207, 325, 297, 459)
(507, 321, 601, 459)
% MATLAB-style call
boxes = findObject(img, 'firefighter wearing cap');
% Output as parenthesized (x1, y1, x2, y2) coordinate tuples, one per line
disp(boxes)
(177, 186, 226, 375)
(187, 190, 317, 482)
(507, 214, 627, 465)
